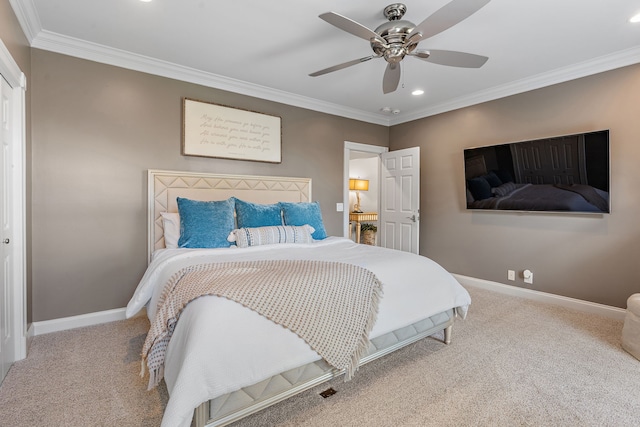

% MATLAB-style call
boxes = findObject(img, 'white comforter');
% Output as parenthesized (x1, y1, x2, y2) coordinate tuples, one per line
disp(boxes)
(126, 237, 471, 427)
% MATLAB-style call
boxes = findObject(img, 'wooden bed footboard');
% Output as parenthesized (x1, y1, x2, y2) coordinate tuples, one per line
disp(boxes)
(192, 310, 455, 427)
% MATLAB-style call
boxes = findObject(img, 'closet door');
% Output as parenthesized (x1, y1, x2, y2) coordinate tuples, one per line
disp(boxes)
(0, 74, 15, 384)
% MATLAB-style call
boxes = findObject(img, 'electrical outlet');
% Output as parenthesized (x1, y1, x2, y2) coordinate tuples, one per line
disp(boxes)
(523, 269, 533, 284)
(508, 270, 515, 281)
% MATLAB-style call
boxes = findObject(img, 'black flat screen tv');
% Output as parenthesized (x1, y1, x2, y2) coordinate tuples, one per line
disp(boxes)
(464, 130, 610, 214)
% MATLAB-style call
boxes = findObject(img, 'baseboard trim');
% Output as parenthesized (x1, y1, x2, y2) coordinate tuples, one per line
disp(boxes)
(453, 274, 626, 321)
(26, 323, 34, 350)
(32, 308, 128, 336)
(30, 276, 626, 336)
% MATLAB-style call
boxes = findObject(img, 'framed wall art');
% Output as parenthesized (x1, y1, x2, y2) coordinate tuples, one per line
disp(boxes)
(182, 98, 282, 163)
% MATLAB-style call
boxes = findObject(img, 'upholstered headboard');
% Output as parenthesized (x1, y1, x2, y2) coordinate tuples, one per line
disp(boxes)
(147, 170, 312, 260)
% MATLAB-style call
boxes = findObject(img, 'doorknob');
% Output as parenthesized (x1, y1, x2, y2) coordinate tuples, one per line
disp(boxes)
(3, 238, 9, 244)
(406, 215, 416, 222)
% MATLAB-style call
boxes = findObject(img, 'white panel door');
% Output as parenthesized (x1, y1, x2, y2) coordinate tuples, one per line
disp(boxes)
(0, 75, 14, 384)
(379, 147, 420, 253)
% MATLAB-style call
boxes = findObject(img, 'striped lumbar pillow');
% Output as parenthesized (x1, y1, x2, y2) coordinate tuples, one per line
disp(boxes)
(228, 225, 315, 248)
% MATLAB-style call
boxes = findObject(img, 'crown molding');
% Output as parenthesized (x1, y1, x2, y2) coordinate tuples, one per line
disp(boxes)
(16, 6, 640, 127)
(30, 30, 391, 126)
(8, 0, 41, 44)
(392, 45, 640, 125)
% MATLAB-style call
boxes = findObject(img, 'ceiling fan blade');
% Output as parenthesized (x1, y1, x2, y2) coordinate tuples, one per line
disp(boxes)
(383, 63, 401, 94)
(411, 0, 491, 43)
(411, 49, 488, 68)
(309, 55, 376, 77)
(320, 12, 385, 44)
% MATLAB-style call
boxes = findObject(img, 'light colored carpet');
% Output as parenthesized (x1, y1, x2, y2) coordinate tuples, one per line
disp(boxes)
(0, 314, 168, 426)
(1, 286, 638, 426)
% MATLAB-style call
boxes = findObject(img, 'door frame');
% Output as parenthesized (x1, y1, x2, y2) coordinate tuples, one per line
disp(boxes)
(0, 38, 27, 362)
(343, 142, 388, 238)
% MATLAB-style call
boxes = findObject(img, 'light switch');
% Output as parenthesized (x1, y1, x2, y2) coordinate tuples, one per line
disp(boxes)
(336, 203, 344, 212)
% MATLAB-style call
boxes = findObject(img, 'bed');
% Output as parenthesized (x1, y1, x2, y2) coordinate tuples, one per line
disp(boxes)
(126, 170, 471, 427)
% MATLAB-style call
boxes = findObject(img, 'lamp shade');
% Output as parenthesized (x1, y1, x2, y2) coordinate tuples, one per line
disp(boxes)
(349, 178, 369, 191)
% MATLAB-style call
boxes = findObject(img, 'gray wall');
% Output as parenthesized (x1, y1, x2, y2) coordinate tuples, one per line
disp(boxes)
(30, 49, 388, 321)
(390, 64, 640, 308)
(6, 1, 639, 319)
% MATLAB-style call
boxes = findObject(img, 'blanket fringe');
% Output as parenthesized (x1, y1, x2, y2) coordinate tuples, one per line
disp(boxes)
(147, 366, 164, 391)
(140, 358, 146, 378)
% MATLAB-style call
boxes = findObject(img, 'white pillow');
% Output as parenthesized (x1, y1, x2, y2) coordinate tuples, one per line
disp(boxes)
(160, 212, 180, 249)
(228, 225, 315, 248)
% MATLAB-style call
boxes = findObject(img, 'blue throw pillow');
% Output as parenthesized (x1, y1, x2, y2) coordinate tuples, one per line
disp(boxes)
(467, 176, 492, 201)
(279, 201, 327, 240)
(177, 197, 235, 248)
(233, 198, 282, 229)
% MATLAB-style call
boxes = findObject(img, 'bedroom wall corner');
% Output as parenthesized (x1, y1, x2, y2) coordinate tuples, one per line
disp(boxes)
(389, 63, 640, 309)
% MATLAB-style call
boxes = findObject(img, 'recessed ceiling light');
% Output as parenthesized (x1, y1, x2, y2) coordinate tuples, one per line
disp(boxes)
(411, 89, 425, 96)
(140, 0, 152, 2)
(630, 12, 640, 23)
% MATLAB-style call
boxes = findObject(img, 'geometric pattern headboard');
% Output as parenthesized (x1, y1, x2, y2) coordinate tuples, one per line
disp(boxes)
(147, 169, 312, 260)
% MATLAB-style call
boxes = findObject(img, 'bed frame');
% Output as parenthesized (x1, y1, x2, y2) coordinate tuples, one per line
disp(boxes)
(147, 169, 455, 427)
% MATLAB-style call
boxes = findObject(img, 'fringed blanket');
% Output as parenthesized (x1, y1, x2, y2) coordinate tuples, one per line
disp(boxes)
(141, 259, 383, 389)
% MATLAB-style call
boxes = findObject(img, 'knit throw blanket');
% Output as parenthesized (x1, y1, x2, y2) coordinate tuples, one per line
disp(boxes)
(141, 259, 383, 390)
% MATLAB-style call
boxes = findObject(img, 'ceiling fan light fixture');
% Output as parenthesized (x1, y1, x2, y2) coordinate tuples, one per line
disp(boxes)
(310, 1, 491, 94)
(384, 46, 406, 63)
(411, 89, 424, 96)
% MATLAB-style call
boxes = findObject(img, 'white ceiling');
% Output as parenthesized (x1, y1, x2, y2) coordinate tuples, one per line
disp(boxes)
(9, 0, 640, 125)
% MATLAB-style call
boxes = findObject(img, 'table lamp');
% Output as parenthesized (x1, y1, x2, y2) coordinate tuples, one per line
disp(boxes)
(349, 178, 369, 213)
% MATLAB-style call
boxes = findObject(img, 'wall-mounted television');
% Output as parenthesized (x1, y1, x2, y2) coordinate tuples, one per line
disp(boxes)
(464, 130, 610, 214)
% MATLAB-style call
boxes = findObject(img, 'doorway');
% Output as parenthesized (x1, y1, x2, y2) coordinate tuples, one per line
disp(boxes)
(343, 142, 421, 254)
(343, 142, 388, 243)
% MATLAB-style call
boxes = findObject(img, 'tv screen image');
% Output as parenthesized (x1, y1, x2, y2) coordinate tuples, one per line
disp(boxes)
(464, 130, 610, 214)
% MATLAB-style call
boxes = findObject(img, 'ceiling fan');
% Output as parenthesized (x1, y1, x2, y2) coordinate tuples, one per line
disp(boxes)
(309, 0, 491, 94)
